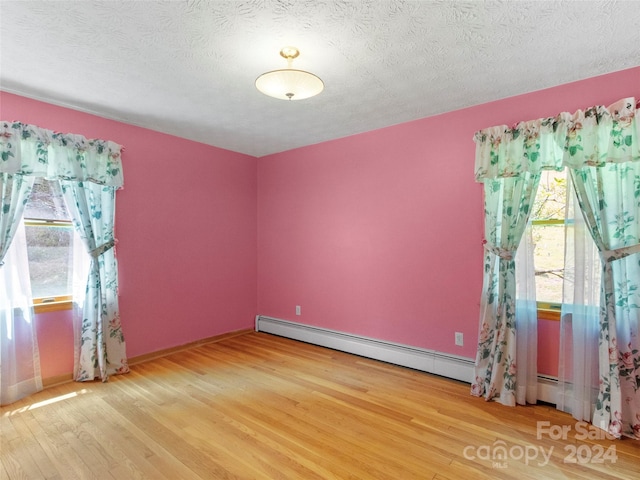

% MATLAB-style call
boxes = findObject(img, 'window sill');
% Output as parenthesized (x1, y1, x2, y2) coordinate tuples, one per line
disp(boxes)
(33, 297, 73, 314)
(537, 308, 560, 321)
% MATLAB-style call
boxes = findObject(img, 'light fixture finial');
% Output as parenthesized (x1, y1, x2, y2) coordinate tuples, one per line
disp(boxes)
(280, 46, 300, 60)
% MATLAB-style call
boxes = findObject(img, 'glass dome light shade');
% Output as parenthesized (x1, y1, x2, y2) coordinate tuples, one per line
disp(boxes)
(255, 68, 324, 101)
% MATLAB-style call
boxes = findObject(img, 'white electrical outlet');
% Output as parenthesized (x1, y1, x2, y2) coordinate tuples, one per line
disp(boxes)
(455, 332, 464, 346)
(296, 305, 301, 316)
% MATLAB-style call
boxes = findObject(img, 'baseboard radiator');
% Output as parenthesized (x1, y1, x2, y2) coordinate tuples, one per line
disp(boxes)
(255, 315, 557, 404)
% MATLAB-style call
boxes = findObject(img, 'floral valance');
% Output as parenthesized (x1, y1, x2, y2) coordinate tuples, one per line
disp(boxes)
(474, 97, 640, 181)
(0, 121, 124, 188)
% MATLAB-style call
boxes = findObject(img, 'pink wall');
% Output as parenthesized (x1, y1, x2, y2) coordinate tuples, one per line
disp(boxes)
(3, 65, 638, 381)
(35, 310, 74, 379)
(2, 92, 258, 376)
(538, 319, 560, 377)
(257, 66, 640, 368)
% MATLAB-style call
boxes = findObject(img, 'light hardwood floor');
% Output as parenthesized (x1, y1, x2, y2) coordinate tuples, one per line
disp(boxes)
(2, 331, 639, 479)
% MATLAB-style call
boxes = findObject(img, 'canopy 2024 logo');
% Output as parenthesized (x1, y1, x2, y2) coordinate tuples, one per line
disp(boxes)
(463, 421, 617, 469)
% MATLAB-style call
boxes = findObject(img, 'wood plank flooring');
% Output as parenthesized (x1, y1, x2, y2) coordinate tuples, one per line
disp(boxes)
(2, 331, 639, 479)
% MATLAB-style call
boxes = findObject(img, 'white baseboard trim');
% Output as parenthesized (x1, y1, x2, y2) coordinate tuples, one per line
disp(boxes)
(255, 315, 474, 383)
(537, 375, 558, 405)
(255, 315, 557, 404)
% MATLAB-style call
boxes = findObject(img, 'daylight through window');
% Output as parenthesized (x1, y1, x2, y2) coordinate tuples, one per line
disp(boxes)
(23, 178, 75, 305)
(531, 169, 567, 311)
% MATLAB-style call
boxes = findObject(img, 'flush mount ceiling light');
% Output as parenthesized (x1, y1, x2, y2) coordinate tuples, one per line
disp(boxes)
(255, 47, 324, 101)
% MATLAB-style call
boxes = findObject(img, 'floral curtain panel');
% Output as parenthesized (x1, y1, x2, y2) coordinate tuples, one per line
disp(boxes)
(0, 121, 128, 385)
(472, 98, 640, 439)
(570, 161, 640, 438)
(0, 122, 124, 186)
(472, 118, 565, 407)
(565, 98, 640, 437)
(61, 180, 127, 381)
(471, 173, 539, 406)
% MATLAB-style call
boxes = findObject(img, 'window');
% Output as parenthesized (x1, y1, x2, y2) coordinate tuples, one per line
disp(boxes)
(23, 178, 75, 312)
(531, 169, 567, 320)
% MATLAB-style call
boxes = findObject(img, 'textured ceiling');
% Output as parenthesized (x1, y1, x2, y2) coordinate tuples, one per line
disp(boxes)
(1, 0, 639, 157)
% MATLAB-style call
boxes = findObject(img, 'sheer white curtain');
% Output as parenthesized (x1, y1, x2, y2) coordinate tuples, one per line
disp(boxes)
(515, 225, 538, 405)
(557, 180, 601, 421)
(0, 223, 41, 405)
(1, 172, 41, 405)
